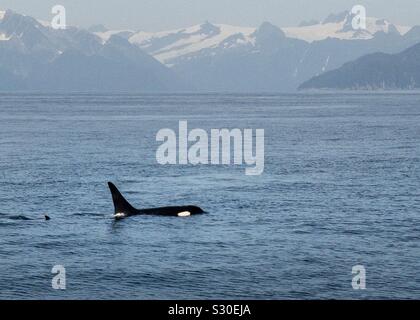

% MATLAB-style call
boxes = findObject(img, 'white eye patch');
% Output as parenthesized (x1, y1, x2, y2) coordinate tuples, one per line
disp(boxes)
(177, 211, 191, 217)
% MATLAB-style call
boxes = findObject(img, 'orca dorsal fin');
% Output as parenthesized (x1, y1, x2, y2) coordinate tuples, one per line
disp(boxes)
(108, 182, 137, 215)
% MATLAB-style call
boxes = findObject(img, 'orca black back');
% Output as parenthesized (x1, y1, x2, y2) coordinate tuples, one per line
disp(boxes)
(108, 182, 205, 219)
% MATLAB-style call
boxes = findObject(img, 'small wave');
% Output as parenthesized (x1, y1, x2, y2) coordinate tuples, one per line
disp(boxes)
(8, 215, 32, 221)
(0, 221, 14, 227)
(71, 212, 108, 217)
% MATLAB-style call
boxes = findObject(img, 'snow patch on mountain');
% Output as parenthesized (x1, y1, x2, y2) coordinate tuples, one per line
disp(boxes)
(283, 14, 410, 42)
(0, 10, 9, 40)
(0, 33, 10, 40)
(37, 19, 52, 27)
(95, 29, 135, 43)
(127, 23, 256, 65)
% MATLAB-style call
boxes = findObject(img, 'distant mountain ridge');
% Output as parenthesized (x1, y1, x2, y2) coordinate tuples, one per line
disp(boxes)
(94, 10, 411, 66)
(1, 8, 420, 92)
(0, 9, 184, 91)
(94, 10, 420, 92)
(299, 42, 420, 90)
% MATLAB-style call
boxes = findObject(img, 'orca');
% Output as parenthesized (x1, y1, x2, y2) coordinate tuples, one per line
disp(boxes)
(108, 182, 205, 220)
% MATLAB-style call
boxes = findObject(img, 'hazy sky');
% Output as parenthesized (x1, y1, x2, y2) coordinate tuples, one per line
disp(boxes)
(0, 0, 419, 31)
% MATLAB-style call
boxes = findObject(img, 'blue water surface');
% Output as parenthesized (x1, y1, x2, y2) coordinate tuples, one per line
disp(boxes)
(0, 93, 419, 299)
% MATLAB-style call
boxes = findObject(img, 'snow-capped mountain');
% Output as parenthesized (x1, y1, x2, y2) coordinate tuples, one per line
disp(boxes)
(130, 22, 256, 66)
(91, 10, 416, 92)
(283, 11, 410, 42)
(94, 22, 256, 66)
(0, 9, 184, 91)
(93, 11, 412, 67)
(1, 8, 420, 92)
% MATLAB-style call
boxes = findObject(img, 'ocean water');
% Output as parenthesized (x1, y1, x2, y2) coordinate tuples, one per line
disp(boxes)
(0, 93, 419, 300)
